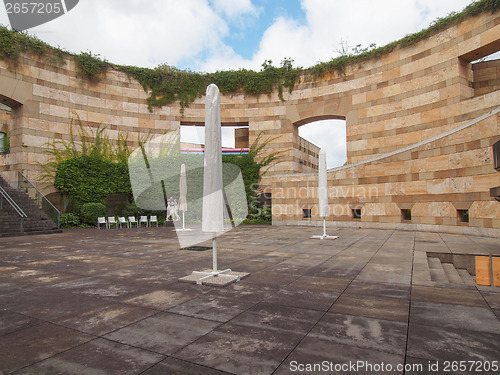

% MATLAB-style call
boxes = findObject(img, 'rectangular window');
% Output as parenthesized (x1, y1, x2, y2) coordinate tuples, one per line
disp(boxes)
(303, 208, 311, 218)
(401, 209, 412, 222)
(458, 209, 469, 223)
(352, 208, 362, 220)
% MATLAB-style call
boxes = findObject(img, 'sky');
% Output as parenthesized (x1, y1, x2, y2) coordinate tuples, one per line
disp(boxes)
(0, 0, 493, 168)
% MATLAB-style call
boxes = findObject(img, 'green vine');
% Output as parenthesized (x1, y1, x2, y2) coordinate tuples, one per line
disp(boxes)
(0, 0, 498, 108)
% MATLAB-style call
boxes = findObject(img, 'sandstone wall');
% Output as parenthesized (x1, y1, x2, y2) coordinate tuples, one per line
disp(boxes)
(0, 9, 499, 235)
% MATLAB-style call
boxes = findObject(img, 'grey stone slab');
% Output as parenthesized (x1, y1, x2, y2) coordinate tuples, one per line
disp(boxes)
(411, 286, 488, 307)
(0, 322, 93, 374)
(410, 301, 500, 334)
(288, 275, 351, 292)
(175, 322, 304, 375)
(264, 286, 340, 311)
(104, 312, 220, 355)
(55, 302, 157, 336)
(230, 301, 323, 334)
(5, 288, 110, 321)
(273, 336, 405, 375)
(330, 294, 409, 322)
(344, 280, 411, 299)
(310, 312, 408, 355)
(142, 357, 229, 375)
(0, 310, 41, 336)
(407, 323, 500, 363)
(243, 271, 300, 287)
(167, 294, 256, 322)
(14, 338, 164, 375)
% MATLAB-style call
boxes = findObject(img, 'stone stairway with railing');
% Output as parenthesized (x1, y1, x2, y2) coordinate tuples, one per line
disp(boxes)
(0, 174, 60, 236)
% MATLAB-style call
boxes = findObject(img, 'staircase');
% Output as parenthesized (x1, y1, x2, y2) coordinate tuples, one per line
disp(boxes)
(0, 174, 61, 236)
(412, 250, 477, 287)
(427, 256, 476, 286)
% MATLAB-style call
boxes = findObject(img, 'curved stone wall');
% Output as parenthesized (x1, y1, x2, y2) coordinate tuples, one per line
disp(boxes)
(0, 9, 499, 235)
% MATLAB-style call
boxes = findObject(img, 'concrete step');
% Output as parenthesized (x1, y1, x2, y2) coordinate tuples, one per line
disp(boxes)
(428, 257, 449, 283)
(457, 269, 476, 286)
(442, 263, 465, 284)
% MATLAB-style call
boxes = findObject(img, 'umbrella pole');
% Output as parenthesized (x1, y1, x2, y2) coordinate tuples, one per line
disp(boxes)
(213, 237, 218, 273)
(323, 218, 327, 238)
(182, 211, 185, 230)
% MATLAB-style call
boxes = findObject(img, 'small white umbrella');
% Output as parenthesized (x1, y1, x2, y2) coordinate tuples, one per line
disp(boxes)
(176, 163, 192, 231)
(313, 149, 338, 240)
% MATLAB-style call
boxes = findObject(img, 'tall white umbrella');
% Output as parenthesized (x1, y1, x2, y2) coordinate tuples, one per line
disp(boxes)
(178, 84, 249, 285)
(313, 149, 338, 239)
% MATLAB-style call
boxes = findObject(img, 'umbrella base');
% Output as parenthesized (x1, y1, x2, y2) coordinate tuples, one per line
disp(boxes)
(175, 228, 194, 232)
(178, 269, 249, 286)
(311, 235, 339, 240)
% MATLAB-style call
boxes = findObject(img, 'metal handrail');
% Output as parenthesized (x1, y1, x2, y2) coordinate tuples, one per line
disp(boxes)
(0, 186, 27, 232)
(17, 171, 61, 228)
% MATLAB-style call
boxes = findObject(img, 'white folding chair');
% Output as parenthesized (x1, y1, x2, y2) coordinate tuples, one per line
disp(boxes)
(97, 216, 107, 229)
(108, 216, 118, 229)
(118, 216, 129, 228)
(128, 216, 138, 228)
(150, 215, 158, 227)
(139, 215, 149, 227)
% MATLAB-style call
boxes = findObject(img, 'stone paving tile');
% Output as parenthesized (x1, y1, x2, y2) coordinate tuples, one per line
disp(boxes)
(242, 270, 300, 287)
(104, 312, 220, 355)
(167, 294, 257, 322)
(229, 301, 323, 334)
(309, 312, 408, 356)
(343, 280, 411, 299)
(0, 310, 41, 336)
(54, 301, 157, 336)
(406, 323, 500, 363)
(3, 287, 112, 321)
(287, 275, 351, 292)
(142, 357, 230, 375)
(411, 285, 489, 307)
(175, 322, 304, 375)
(0, 323, 93, 374)
(273, 336, 405, 375)
(264, 286, 340, 311)
(13, 338, 165, 375)
(329, 294, 409, 322)
(410, 301, 500, 334)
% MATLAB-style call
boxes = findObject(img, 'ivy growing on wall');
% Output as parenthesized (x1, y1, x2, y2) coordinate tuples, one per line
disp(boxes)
(0, 0, 498, 109)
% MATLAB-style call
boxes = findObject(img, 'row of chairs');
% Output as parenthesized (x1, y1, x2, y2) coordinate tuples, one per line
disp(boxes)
(97, 216, 159, 229)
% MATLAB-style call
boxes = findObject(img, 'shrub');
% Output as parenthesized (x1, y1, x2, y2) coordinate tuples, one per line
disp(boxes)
(80, 202, 107, 226)
(59, 213, 80, 228)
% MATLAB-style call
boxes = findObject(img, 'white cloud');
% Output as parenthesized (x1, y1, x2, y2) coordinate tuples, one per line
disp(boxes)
(21, 0, 228, 68)
(299, 120, 347, 168)
(211, 0, 260, 19)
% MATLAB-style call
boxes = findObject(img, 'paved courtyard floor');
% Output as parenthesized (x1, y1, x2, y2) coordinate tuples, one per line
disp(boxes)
(0, 225, 499, 374)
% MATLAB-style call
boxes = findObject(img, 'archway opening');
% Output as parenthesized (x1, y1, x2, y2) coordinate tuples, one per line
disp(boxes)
(297, 118, 347, 170)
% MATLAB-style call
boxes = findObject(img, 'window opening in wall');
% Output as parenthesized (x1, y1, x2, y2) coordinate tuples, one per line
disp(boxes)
(180, 124, 249, 151)
(457, 209, 469, 223)
(352, 208, 362, 220)
(298, 119, 347, 170)
(303, 208, 311, 219)
(401, 209, 412, 222)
